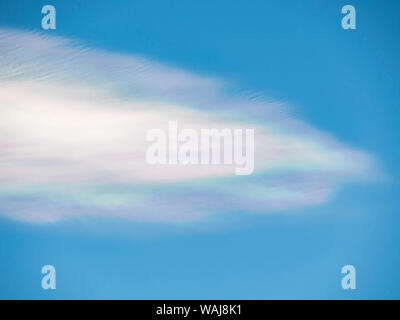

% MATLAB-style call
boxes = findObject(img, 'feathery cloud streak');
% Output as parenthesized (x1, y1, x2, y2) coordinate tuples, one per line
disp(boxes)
(0, 28, 374, 223)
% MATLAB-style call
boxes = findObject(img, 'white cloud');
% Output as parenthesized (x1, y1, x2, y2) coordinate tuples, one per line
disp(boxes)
(0, 28, 374, 223)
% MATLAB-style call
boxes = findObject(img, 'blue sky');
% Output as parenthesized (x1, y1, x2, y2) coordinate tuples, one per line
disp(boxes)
(0, 0, 399, 299)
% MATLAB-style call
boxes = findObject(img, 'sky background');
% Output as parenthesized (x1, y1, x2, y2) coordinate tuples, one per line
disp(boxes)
(0, 0, 399, 299)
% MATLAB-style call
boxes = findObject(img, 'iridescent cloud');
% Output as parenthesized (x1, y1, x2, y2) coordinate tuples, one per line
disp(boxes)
(0, 28, 374, 223)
